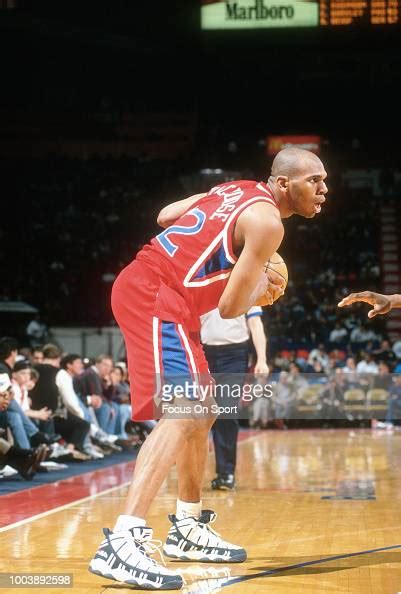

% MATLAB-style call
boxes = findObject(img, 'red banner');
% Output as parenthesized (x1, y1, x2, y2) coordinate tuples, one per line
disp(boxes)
(267, 135, 321, 156)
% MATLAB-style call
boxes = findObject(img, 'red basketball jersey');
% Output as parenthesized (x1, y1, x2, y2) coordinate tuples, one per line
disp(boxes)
(132, 180, 278, 329)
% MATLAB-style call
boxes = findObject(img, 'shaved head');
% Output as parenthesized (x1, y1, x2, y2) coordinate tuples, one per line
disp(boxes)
(271, 148, 323, 179)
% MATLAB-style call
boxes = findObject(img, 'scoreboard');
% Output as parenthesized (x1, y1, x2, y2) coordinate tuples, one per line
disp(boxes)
(201, 0, 400, 29)
(320, 0, 399, 26)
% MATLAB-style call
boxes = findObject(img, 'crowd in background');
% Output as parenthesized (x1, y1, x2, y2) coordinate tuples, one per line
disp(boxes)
(0, 336, 154, 481)
(3, 325, 401, 482)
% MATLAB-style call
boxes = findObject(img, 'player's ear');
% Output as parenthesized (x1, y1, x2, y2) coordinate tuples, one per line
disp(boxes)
(276, 175, 289, 191)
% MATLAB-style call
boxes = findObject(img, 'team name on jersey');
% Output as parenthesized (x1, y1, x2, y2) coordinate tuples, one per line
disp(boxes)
(209, 184, 244, 223)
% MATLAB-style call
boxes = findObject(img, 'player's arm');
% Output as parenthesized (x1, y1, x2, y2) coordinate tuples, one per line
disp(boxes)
(338, 291, 401, 318)
(218, 203, 284, 319)
(157, 193, 207, 228)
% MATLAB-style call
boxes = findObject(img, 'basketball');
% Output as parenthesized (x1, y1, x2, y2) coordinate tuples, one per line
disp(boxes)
(256, 252, 288, 306)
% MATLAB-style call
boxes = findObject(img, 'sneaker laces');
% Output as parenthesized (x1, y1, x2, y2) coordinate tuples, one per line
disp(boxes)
(196, 511, 224, 545)
(136, 537, 167, 567)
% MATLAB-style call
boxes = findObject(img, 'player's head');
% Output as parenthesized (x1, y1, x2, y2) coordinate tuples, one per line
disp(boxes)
(269, 148, 327, 219)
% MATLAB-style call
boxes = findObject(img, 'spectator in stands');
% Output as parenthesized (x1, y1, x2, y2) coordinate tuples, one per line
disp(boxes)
(11, 360, 52, 424)
(273, 371, 295, 422)
(4, 366, 52, 450)
(31, 347, 44, 365)
(373, 361, 392, 391)
(320, 369, 346, 422)
(110, 365, 132, 441)
(350, 324, 379, 346)
(288, 362, 308, 396)
(329, 321, 348, 344)
(56, 354, 104, 459)
(30, 344, 91, 455)
(342, 356, 361, 388)
(372, 340, 397, 368)
(0, 378, 47, 481)
(0, 337, 18, 376)
(74, 354, 121, 436)
(392, 339, 401, 361)
(356, 352, 379, 375)
(307, 344, 329, 373)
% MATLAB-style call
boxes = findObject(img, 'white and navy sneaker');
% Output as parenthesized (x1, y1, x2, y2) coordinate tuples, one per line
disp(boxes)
(89, 526, 183, 590)
(163, 510, 246, 563)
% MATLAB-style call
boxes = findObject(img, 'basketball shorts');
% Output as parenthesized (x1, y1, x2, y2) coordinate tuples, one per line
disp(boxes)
(111, 260, 210, 421)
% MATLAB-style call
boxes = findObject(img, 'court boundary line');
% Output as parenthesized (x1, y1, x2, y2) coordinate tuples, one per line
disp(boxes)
(223, 543, 401, 587)
(0, 480, 132, 533)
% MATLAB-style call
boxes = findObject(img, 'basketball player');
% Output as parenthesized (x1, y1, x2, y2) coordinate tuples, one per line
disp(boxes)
(339, 292, 401, 318)
(89, 148, 328, 589)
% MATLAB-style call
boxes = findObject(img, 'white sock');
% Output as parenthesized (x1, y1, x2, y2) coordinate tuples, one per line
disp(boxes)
(176, 499, 201, 520)
(113, 514, 146, 532)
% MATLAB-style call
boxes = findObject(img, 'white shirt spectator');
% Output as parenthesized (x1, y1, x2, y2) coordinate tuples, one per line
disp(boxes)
(329, 326, 348, 343)
(56, 368, 84, 419)
(350, 326, 379, 344)
(11, 379, 30, 412)
(392, 340, 401, 360)
(356, 359, 378, 374)
(307, 346, 329, 371)
(200, 306, 262, 346)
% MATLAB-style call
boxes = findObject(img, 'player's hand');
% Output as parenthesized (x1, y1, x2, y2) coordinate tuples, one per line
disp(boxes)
(338, 291, 392, 318)
(266, 268, 286, 303)
(254, 269, 285, 307)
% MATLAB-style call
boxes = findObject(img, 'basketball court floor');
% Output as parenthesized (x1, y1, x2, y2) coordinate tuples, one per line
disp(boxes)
(1, 429, 401, 593)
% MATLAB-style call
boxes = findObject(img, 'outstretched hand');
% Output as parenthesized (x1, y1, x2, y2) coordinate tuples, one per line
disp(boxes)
(338, 291, 392, 318)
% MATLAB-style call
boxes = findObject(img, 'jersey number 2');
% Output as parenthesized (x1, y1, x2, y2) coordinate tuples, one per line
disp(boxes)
(156, 208, 206, 256)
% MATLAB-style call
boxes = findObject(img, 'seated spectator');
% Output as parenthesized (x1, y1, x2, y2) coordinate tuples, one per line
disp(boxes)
(356, 352, 379, 375)
(392, 339, 401, 360)
(307, 344, 329, 373)
(11, 360, 52, 425)
(74, 354, 122, 437)
(272, 371, 295, 422)
(31, 347, 44, 365)
(110, 365, 132, 440)
(309, 360, 328, 385)
(341, 356, 362, 390)
(329, 321, 348, 344)
(0, 374, 46, 476)
(29, 344, 91, 456)
(373, 361, 392, 391)
(1, 366, 52, 449)
(350, 324, 380, 346)
(320, 369, 346, 422)
(372, 340, 397, 367)
(56, 354, 105, 459)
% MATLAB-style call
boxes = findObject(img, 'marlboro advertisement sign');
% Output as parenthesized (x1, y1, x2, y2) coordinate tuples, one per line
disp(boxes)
(201, 0, 319, 29)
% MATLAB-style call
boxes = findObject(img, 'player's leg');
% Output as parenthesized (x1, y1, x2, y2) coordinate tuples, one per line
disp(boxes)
(89, 270, 184, 589)
(122, 417, 210, 517)
(163, 335, 247, 563)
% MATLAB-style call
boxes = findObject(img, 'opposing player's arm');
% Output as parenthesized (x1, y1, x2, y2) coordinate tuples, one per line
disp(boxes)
(338, 291, 401, 318)
(218, 203, 284, 319)
(157, 193, 207, 228)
